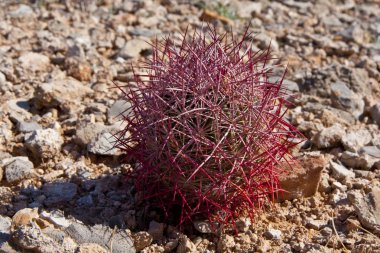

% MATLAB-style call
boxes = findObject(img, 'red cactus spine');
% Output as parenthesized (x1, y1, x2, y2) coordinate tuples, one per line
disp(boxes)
(115, 26, 303, 227)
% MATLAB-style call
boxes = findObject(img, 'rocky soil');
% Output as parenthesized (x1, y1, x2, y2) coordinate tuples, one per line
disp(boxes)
(0, 0, 379, 252)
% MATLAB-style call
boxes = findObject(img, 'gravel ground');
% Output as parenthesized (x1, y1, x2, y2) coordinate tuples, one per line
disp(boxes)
(0, 0, 379, 252)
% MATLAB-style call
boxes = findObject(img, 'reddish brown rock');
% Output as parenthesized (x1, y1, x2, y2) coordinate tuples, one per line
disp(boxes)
(278, 152, 327, 201)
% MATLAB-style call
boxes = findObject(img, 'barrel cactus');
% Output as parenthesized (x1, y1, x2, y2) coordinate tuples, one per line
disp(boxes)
(116, 26, 302, 227)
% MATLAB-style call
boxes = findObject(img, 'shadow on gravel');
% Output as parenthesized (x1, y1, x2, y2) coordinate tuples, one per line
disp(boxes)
(18, 174, 138, 228)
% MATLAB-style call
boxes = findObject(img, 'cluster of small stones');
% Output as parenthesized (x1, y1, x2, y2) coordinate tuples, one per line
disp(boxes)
(0, 0, 379, 253)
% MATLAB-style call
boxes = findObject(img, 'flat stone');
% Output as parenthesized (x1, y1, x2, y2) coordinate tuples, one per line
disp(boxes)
(33, 79, 93, 110)
(329, 191, 348, 206)
(341, 146, 380, 170)
(341, 129, 372, 152)
(330, 81, 364, 118)
(341, 24, 368, 44)
(312, 124, 345, 149)
(75, 122, 108, 147)
(305, 219, 327, 230)
(25, 128, 63, 160)
(9, 4, 34, 18)
(264, 229, 282, 240)
(19, 52, 50, 72)
(107, 100, 131, 124)
(330, 161, 355, 180)
(231, 1, 262, 18)
(40, 210, 71, 228)
(88, 132, 119, 156)
(12, 223, 70, 253)
(348, 187, 380, 234)
(278, 152, 327, 201)
(17, 121, 41, 133)
(2, 156, 35, 183)
(360, 146, 380, 158)
(65, 222, 135, 253)
(118, 39, 150, 59)
(5, 99, 32, 123)
(42, 182, 78, 205)
(331, 181, 347, 192)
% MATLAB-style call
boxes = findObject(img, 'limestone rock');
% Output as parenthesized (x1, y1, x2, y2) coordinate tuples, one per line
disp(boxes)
(25, 128, 63, 160)
(330, 81, 364, 118)
(118, 39, 150, 59)
(12, 223, 73, 253)
(341, 129, 372, 152)
(33, 79, 93, 111)
(264, 229, 282, 240)
(341, 146, 380, 170)
(330, 161, 355, 180)
(312, 124, 345, 149)
(19, 52, 50, 72)
(65, 222, 135, 253)
(87, 131, 119, 156)
(1, 156, 35, 183)
(348, 187, 380, 235)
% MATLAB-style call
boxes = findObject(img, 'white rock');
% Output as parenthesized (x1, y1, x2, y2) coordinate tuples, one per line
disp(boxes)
(231, 1, 262, 18)
(19, 52, 50, 72)
(330, 161, 355, 180)
(25, 128, 64, 160)
(348, 187, 380, 234)
(341, 146, 380, 170)
(329, 191, 347, 206)
(87, 132, 119, 156)
(332, 181, 348, 192)
(118, 39, 150, 59)
(342, 129, 372, 152)
(34, 79, 93, 110)
(264, 229, 282, 240)
(306, 219, 327, 230)
(313, 124, 345, 148)
(2, 156, 35, 183)
(40, 210, 72, 228)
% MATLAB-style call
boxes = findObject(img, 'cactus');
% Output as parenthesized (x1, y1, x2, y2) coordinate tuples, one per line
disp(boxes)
(116, 26, 303, 227)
